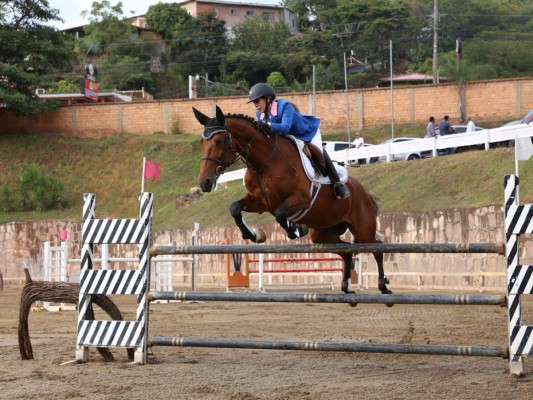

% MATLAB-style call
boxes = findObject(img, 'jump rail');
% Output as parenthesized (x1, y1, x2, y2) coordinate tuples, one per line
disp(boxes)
(75, 174, 533, 376)
(151, 242, 505, 256)
(150, 337, 507, 358)
(149, 291, 506, 306)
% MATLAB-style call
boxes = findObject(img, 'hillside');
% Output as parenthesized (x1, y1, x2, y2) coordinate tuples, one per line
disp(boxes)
(1, 131, 532, 231)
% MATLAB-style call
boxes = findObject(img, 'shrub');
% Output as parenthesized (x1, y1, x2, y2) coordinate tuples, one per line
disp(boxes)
(1, 185, 16, 212)
(18, 164, 65, 211)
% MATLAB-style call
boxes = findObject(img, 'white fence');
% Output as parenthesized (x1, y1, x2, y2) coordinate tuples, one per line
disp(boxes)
(216, 123, 533, 186)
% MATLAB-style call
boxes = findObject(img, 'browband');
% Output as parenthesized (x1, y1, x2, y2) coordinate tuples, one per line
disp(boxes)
(202, 127, 226, 139)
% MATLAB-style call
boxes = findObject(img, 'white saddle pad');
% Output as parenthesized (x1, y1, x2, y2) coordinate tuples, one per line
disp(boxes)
(286, 135, 348, 184)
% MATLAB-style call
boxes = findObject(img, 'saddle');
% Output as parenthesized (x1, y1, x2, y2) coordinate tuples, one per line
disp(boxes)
(302, 143, 326, 176)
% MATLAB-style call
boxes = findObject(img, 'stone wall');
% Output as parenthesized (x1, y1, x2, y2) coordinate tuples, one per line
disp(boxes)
(2, 206, 528, 292)
(1, 78, 533, 137)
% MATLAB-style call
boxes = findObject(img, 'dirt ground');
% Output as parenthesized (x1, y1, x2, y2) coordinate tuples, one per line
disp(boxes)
(1, 286, 533, 400)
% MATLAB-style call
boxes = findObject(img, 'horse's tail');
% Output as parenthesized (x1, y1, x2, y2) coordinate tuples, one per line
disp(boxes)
(370, 194, 380, 216)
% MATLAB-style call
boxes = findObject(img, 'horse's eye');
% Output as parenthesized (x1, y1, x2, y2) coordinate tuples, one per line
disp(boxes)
(215, 138, 224, 146)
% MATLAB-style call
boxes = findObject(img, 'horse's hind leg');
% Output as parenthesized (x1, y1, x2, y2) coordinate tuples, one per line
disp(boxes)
(340, 253, 358, 307)
(373, 250, 394, 307)
(340, 253, 355, 294)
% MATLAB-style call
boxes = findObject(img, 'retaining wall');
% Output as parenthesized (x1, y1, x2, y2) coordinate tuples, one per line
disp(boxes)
(1, 78, 533, 137)
(2, 205, 529, 291)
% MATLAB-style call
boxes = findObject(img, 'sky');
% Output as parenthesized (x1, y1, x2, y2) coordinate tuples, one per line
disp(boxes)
(48, 0, 282, 30)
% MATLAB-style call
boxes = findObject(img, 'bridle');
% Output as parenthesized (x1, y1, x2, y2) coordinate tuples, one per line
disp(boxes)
(201, 118, 299, 213)
(200, 122, 274, 178)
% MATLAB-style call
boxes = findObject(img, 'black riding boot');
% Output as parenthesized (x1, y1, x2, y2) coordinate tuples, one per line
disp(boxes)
(323, 150, 350, 199)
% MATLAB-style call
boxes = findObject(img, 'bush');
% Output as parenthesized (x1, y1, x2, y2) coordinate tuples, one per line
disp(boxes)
(1, 185, 15, 212)
(18, 164, 65, 211)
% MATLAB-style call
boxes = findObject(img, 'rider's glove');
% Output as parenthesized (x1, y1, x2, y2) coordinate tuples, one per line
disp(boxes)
(256, 121, 270, 131)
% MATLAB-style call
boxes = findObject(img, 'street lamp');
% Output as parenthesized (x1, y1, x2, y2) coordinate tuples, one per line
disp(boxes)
(188, 74, 209, 98)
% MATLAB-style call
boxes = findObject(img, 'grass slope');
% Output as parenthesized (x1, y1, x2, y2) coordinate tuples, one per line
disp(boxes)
(1, 132, 532, 231)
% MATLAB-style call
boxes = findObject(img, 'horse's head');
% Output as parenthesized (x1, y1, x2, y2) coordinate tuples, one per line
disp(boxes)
(193, 106, 236, 192)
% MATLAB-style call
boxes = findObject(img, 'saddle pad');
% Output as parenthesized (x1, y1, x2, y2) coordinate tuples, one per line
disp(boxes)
(286, 135, 348, 184)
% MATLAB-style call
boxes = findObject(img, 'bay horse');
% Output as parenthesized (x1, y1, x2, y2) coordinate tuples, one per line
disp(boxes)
(193, 106, 392, 299)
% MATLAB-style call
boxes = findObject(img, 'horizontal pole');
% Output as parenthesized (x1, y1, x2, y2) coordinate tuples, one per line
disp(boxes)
(248, 256, 353, 263)
(150, 242, 504, 256)
(150, 336, 508, 358)
(249, 268, 343, 273)
(149, 291, 506, 306)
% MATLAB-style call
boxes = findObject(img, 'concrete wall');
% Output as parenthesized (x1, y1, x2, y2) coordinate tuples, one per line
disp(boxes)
(1, 78, 532, 137)
(2, 206, 528, 292)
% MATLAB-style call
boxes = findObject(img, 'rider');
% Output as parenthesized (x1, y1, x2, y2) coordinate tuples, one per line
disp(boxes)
(247, 82, 350, 200)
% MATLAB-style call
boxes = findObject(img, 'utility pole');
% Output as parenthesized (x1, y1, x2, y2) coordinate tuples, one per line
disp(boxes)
(432, 0, 439, 84)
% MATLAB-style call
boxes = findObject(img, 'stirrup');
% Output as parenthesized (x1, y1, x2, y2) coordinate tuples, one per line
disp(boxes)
(334, 183, 350, 199)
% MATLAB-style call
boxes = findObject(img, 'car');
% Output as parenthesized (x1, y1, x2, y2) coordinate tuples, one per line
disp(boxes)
(322, 141, 378, 165)
(377, 137, 422, 162)
(426, 124, 486, 156)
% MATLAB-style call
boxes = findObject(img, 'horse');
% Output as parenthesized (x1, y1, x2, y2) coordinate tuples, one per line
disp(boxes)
(192, 105, 392, 300)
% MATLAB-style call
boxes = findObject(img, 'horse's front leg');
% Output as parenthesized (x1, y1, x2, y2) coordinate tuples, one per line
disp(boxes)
(273, 202, 309, 240)
(229, 195, 267, 243)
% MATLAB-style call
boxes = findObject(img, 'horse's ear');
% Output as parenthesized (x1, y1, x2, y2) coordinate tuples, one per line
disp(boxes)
(192, 107, 210, 126)
(215, 106, 225, 125)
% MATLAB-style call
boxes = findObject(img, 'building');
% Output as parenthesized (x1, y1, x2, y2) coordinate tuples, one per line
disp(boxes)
(177, 0, 299, 34)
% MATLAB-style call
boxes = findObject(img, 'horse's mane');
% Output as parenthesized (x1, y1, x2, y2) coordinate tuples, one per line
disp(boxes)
(225, 113, 256, 125)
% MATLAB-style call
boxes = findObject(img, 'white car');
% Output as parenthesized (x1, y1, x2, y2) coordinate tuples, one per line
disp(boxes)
(322, 141, 378, 165)
(377, 138, 422, 162)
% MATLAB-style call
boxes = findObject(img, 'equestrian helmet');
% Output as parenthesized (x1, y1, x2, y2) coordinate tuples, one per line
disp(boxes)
(248, 83, 276, 103)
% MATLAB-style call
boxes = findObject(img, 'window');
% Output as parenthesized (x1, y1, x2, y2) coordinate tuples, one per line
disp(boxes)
(246, 10, 255, 16)
(230, 9, 237, 15)
(262, 12, 275, 20)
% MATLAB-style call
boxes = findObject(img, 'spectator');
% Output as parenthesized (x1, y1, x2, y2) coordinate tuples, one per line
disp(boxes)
(438, 115, 456, 155)
(350, 132, 364, 149)
(425, 116, 437, 138)
(466, 117, 476, 133)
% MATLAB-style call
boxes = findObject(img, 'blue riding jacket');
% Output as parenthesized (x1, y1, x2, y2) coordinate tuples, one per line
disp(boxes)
(256, 99, 320, 143)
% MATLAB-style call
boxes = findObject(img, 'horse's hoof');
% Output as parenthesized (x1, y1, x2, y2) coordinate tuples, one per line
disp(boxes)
(299, 225, 309, 237)
(383, 289, 394, 307)
(349, 302, 358, 308)
(253, 228, 266, 243)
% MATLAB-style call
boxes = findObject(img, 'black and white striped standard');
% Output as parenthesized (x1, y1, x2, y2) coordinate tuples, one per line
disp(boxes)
(76, 192, 153, 365)
(504, 174, 533, 376)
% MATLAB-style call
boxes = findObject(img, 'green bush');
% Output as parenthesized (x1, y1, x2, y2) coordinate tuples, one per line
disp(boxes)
(18, 164, 65, 211)
(1, 185, 15, 212)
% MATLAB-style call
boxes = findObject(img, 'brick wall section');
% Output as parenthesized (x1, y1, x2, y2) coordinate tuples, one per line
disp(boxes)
(2, 206, 529, 291)
(2, 78, 533, 137)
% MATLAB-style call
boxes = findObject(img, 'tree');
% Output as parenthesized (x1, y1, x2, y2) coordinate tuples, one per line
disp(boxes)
(0, 0, 74, 115)
(145, 2, 191, 39)
(78, 1, 151, 92)
(80, 1, 135, 53)
(175, 8, 227, 78)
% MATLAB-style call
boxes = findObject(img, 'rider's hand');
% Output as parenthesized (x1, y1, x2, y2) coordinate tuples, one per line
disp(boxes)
(256, 121, 270, 131)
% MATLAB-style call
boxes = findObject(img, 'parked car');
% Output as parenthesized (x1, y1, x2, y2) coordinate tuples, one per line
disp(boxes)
(377, 137, 422, 162)
(425, 124, 486, 156)
(435, 124, 485, 135)
(495, 109, 533, 147)
(322, 141, 378, 165)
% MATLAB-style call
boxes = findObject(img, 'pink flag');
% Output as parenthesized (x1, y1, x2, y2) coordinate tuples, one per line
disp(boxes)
(144, 161, 161, 180)
(59, 229, 68, 241)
